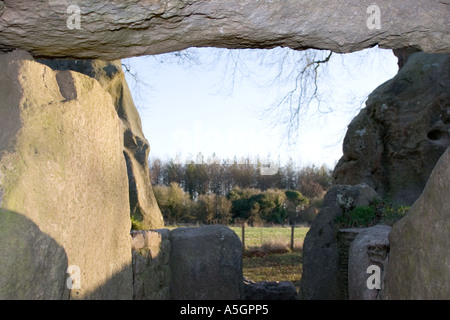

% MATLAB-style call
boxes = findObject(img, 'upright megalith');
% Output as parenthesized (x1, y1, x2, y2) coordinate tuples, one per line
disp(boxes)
(0, 50, 133, 299)
(0, 211, 69, 299)
(299, 183, 379, 300)
(333, 52, 450, 205)
(347, 224, 391, 300)
(169, 225, 244, 300)
(302, 51, 450, 301)
(380, 147, 450, 299)
(38, 58, 164, 230)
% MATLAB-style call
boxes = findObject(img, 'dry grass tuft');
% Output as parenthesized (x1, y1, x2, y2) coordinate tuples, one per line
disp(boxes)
(244, 237, 304, 258)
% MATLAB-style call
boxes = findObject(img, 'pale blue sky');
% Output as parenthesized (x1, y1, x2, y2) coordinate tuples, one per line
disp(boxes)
(124, 47, 398, 169)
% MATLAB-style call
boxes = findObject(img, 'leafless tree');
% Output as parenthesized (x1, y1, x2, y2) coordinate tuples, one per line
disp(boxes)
(123, 46, 396, 147)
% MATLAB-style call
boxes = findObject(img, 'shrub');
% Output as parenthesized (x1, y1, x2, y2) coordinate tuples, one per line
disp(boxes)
(380, 204, 409, 226)
(131, 216, 145, 231)
(335, 201, 410, 229)
(336, 206, 377, 228)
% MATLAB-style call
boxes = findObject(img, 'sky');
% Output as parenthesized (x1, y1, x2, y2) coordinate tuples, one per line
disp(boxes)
(123, 46, 398, 169)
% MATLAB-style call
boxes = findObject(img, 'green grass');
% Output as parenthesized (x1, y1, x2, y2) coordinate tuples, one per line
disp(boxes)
(165, 225, 308, 251)
(229, 225, 309, 251)
(230, 226, 308, 293)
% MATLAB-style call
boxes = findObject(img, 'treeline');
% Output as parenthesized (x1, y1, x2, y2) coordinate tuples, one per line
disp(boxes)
(149, 155, 333, 225)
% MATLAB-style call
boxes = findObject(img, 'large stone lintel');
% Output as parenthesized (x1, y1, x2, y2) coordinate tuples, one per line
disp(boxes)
(0, 0, 448, 60)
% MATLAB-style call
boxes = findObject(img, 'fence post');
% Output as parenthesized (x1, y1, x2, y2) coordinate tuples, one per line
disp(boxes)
(241, 224, 246, 252)
(290, 225, 295, 251)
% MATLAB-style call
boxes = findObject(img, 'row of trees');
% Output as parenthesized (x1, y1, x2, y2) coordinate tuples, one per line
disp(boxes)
(150, 155, 333, 225)
(154, 183, 313, 225)
(150, 155, 332, 199)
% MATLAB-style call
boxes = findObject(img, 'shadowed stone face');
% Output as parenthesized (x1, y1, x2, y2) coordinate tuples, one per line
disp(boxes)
(333, 52, 450, 205)
(55, 70, 77, 101)
(380, 147, 450, 299)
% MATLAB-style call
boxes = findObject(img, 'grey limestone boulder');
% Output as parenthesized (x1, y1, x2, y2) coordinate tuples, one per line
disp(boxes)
(169, 225, 244, 300)
(380, 147, 450, 299)
(348, 224, 391, 300)
(243, 278, 298, 300)
(299, 183, 379, 300)
(333, 52, 450, 205)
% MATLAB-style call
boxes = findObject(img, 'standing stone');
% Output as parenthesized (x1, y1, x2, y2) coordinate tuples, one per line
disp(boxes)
(333, 52, 450, 205)
(0, 210, 69, 299)
(37, 59, 164, 230)
(170, 225, 244, 300)
(348, 224, 391, 300)
(380, 147, 450, 299)
(243, 278, 298, 300)
(0, 50, 132, 299)
(299, 183, 379, 300)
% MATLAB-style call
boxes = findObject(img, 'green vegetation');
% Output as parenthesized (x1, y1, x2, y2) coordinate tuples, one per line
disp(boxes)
(229, 226, 308, 251)
(230, 226, 308, 293)
(150, 155, 332, 225)
(335, 201, 410, 229)
(382, 204, 410, 225)
(131, 216, 145, 231)
(335, 206, 377, 228)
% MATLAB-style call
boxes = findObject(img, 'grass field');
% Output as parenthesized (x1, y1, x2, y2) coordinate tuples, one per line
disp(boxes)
(230, 226, 308, 293)
(229, 225, 309, 251)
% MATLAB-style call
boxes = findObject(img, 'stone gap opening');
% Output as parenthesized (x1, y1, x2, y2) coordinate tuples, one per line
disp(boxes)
(125, 46, 397, 298)
(124, 47, 398, 172)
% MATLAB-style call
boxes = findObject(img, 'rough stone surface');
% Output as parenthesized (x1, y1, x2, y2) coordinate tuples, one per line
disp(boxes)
(380, 147, 450, 300)
(170, 225, 244, 300)
(0, 50, 133, 299)
(37, 59, 164, 229)
(0, 210, 69, 299)
(393, 47, 421, 69)
(333, 52, 450, 205)
(336, 228, 363, 299)
(348, 224, 391, 300)
(131, 229, 171, 300)
(299, 183, 379, 300)
(243, 278, 298, 300)
(0, 1, 449, 60)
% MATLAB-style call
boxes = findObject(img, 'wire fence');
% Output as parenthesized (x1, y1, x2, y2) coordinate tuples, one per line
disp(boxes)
(166, 224, 310, 254)
(230, 225, 309, 253)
